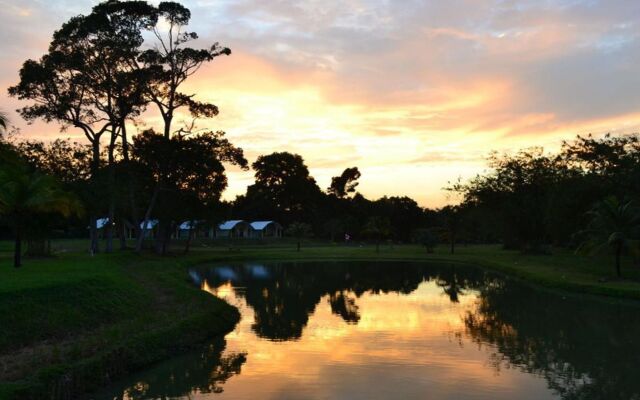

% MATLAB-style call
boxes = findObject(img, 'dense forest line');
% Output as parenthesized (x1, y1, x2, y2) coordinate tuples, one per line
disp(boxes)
(2, 131, 639, 262)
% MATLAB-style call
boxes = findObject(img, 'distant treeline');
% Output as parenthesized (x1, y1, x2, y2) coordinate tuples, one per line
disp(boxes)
(4, 132, 638, 248)
(452, 134, 640, 256)
(0, 135, 430, 244)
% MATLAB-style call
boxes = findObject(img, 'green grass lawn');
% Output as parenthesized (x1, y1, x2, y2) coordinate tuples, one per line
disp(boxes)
(0, 238, 638, 399)
(0, 248, 239, 400)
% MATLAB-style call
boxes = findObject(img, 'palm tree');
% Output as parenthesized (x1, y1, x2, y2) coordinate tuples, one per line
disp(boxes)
(576, 196, 640, 277)
(0, 165, 79, 267)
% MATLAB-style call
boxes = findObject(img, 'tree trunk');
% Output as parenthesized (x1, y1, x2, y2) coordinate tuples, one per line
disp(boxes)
(615, 244, 622, 278)
(14, 231, 21, 268)
(163, 113, 173, 139)
(297, 240, 301, 252)
(184, 227, 194, 255)
(376, 240, 380, 254)
(89, 141, 101, 254)
(106, 203, 115, 253)
(89, 216, 99, 255)
(119, 220, 127, 250)
(450, 235, 455, 255)
(136, 184, 160, 253)
(121, 122, 142, 251)
(155, 220, 172, 256)
(105, 131, 117, 254)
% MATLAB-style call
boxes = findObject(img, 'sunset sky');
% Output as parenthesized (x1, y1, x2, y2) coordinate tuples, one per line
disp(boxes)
(2, 1, 640, 207)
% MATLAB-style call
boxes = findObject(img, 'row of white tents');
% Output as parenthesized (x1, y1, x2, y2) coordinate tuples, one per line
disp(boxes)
(95, 218, 283, 239)
(129, 219, 283, 239)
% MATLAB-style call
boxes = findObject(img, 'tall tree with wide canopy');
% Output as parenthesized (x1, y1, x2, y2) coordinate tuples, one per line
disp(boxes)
(8, 51, 111, 254)
(47, 1, 156, 252)
(245, 152, 322, 225)
(10, 1, 232, 254)
(133, 1, 232, 253)
(137, 1, 230, 139)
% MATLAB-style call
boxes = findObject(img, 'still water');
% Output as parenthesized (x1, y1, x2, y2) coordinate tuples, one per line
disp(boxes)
(95, 261, 640, 400)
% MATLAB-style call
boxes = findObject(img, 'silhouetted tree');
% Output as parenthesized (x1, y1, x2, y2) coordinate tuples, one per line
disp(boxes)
(323, 218, 343, 242)
(328, 167, 361, 198)
(415, 228, 438, 253)
(244, 152, 322, 225)
(363, 216, 391, 253)
(454, 148, 566, 252)
(372, 196, 424, 242)
(441, 205, 461, 254)
(15, 139, 92, 185)
(0, 163, 80, 267)
(131, 129, 247, 254)
(49, 0, 157, 252)
(9, 50, 111, 253)
(286, 222, 312, 252)
(134, 2, 231, 253)
(576, 196, 640, 277)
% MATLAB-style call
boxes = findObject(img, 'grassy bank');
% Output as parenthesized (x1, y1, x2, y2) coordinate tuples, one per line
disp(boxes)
(1, 239, 639, 398)
(0, 250, 240, 400)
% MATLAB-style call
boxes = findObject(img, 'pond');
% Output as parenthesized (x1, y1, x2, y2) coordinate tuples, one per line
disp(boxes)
(94, 261, 640, 400)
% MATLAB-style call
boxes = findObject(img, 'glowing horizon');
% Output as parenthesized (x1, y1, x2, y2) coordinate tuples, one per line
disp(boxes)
(2, 1, 640, 207)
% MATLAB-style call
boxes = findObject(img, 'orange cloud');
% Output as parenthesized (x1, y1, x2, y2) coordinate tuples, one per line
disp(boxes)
(2, 1, 640, 208)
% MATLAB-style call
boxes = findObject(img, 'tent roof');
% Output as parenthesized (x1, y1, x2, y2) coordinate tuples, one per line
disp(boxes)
(218, 220, 245, 230)
(179, 221, 201, 230)
(140, 219, 159, 229)
(250, 221, 280, 230)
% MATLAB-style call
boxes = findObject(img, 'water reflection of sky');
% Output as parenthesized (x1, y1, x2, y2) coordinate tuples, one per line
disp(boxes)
(195, 272, 552, 399)
(104, 261, 640, 400)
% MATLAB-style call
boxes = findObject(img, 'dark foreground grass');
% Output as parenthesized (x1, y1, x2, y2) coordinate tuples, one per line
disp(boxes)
(0, 239, 639, 399)
(0, 251, 239, 400)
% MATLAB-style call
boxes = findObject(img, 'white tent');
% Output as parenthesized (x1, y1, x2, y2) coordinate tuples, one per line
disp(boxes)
(216, 220, 250, 238)
(249, 221, 283, 238)
(140, 219, 159, 238)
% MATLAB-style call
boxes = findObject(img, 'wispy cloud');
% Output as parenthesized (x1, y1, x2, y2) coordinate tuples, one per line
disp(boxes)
(1, 0, 640, 206)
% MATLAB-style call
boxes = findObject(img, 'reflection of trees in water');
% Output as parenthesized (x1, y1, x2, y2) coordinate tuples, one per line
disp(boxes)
(435, 266, 466, 302)
(106, 338, 246, 399)
(329, 291, 361, 323)
(197, 262, 490, 341)
(464, 282, 640, 400)
(194, 261, 640, 400)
